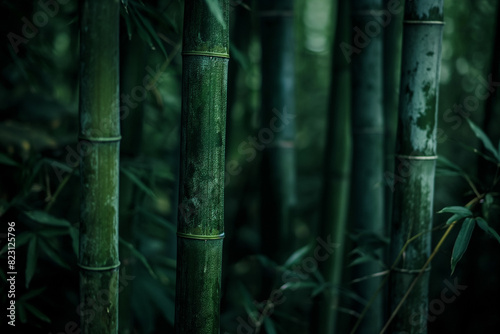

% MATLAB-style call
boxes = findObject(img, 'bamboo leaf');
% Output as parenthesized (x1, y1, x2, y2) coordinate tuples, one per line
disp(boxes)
(68, 226, 79, 256)
(437, 156, 464, 173)
(119, 237, 158, 279)
(0, 152, 19, 167)
(19, 287, 46, 301)
(0, 232, 32, 256)
(467, 118, 499, 161)
(26, 236, 38, 288)
(444, 213, 463, 225)
(38, 238, 71, 269)
(134, 7, 168, 58)
(25, 210, 72, 227)
(438, 206, 473, 217)
(139, 208, 176, 233)
(451, 218, 475, 275)
(475, 217, 500, 244)
(255, 255, 279, 270)
(18, 305, 27, 323)
(24, 303, 51, 323)
(120, 4, 133, 39)
(280, 281, 318, 292)
(121, 167, 157, 199)
(204, 0, 226, 29)
(263, 317, 278, 334)
(283, 244, 312, 268)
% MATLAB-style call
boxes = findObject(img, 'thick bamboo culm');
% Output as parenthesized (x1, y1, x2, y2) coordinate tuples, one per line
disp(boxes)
(388, 1, 444, 333)
(78, 0, 121, 333)
(174, 1, 229, 333)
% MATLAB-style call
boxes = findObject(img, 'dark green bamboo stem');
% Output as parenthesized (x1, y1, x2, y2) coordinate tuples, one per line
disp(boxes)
(383, 0, 404, 233)
(388, 1, 444, 333)
(118, 32, 145, 334)
(78, 0, 120, 333)
(174, 1, 229, 333)
(350, 0, 385, 332)
(311, 0, 352, 333)
(259, 0, 296, 263)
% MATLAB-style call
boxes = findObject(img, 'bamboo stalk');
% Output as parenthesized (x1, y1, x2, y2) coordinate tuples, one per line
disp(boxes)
(259, 0, 297, 263)
(118, 32, 145, 334)
(78, 0, 121, 333)
(311, 0, 352, 332)
(350, 0, 385, 331)
(174, 1, 229, 333)
(388, 1, 444, 333)
(383, 0, 404, 233)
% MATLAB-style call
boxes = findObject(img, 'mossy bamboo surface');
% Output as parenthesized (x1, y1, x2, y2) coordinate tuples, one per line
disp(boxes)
(78, 0, 120, 333)
(174, 1, 229, 333)
(388, 1, 444, 333)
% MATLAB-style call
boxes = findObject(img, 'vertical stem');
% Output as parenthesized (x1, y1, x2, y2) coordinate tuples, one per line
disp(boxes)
(388, 1, 444, 333)
(350, 0, 385, 331)
(383, 0, 404, 233)
(311, 0, 352, 333)
(259, 0, 296, 263)
(174, 1, 229, 333)
(118, 32, 145, 334)
(79, 0, 120, 333)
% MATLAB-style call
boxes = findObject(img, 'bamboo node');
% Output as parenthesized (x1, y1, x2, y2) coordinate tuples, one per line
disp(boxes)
(177, 232, 225, 240)
(78, 135, 122, 143)
(182, 51, 230, 59)
(403, 20, 445, 25)
(78, 262, 121, 271)
(392, 266, 430, 274)
(395, 154, 438, 160)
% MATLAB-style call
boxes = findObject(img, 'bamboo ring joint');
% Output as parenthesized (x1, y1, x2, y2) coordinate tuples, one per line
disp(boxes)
(78, 262, 121, 271)
(78, 135, 122, 143)
(403, 20, 445, 25)
(395, 154, 438, 160)
(177, 232, 225, 240)
(182, 51, 230, 59)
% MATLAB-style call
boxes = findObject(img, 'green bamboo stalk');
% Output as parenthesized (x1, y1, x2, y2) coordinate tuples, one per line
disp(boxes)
(78, 0, 120, 333)
(118, 32, 145, 334)
(383, 0, 404, 232)
(388, 1, 444, 333)
(350, 0, 385, 331)
(259, 0, 296, 263)
(311, 0, 352, 333)
(174, 1, 229, 333)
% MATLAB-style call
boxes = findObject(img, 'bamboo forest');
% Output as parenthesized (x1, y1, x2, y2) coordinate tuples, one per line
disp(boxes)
(2, 0, 500, 333)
